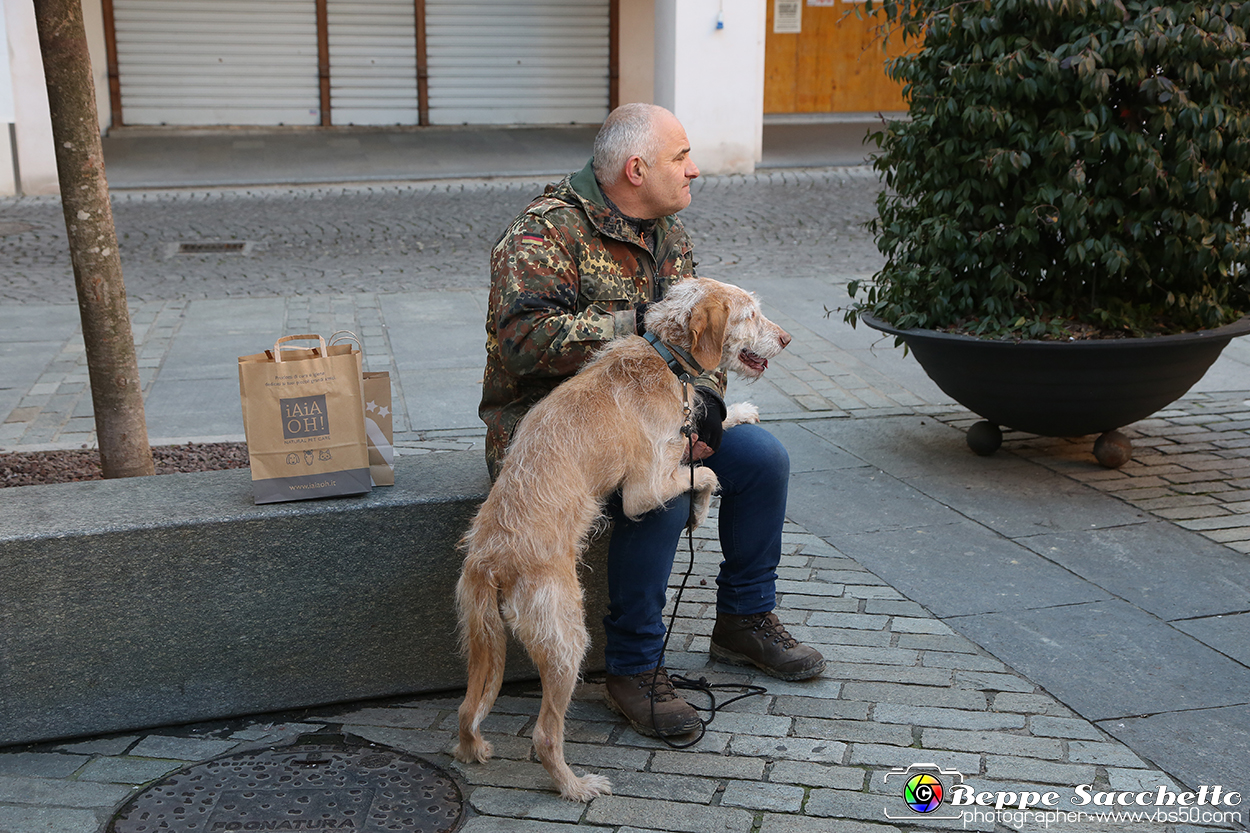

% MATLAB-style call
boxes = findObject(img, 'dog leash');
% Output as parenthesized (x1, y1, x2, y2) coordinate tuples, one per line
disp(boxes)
(642, 351, 765, 749)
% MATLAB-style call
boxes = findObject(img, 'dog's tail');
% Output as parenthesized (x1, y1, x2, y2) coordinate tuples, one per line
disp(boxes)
(454, 553, 507, 763)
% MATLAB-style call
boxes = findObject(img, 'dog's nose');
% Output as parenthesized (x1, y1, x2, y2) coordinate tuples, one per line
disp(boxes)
(778, 329, 792, 349)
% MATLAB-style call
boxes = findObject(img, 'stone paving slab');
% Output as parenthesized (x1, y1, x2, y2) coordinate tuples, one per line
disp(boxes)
(951, 600, 1250, 721)
(1107, 705, 1250, 810)
(1173, 613, 1250, 667)
(949, 392, 1250, 555)
(823, 521, 1114, 619)
(1016, 523, 1250, 622)
(99, 124, 601, 190)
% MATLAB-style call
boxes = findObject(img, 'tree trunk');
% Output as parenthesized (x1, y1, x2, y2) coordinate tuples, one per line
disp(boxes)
(33, 0, 153, 478)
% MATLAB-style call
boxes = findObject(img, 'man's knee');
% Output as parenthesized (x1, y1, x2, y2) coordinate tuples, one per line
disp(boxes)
(717, 423, 789, 487)
(752, 426, 790, 478)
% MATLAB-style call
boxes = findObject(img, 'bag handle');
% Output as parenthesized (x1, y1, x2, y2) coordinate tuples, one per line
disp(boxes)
(329, 330, 369, 366)
(329, 330, 361, 350)
(273, 334, 327, 363)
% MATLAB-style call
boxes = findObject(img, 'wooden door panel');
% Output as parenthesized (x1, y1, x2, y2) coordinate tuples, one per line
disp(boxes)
(765, 0, 910, 114)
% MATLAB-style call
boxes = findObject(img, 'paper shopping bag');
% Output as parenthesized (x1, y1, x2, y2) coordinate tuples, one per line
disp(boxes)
(363, 370, 395, 486)
(238, 334, 372, 504)
(329, 331, 395, 487)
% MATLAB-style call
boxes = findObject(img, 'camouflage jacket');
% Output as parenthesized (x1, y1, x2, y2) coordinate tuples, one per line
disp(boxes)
(479, 158, 709, 477)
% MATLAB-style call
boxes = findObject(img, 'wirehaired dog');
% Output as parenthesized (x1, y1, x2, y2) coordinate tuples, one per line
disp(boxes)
(453, 277, 791, 801)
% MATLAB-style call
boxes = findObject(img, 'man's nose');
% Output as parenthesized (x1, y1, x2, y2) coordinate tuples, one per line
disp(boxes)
(687, 159, 700, 179)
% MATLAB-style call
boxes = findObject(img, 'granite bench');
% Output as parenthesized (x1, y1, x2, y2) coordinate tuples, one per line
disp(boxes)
(0, 451, 608, 747)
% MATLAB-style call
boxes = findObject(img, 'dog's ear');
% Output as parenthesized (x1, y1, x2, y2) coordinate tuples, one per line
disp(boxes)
(689, 295, 729, 370)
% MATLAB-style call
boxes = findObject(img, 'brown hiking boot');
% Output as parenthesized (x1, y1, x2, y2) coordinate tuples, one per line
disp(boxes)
(605, 665, 702, 738)
(710, 611, 826, 681)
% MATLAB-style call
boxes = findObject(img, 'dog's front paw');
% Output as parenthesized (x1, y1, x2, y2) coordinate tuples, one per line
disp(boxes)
(724, 402, 760, 428)
(687, 468, 720, 530)
(453, 736, 493, 764)
(694, 467, 720, 495)
(560, 772, 613, 802)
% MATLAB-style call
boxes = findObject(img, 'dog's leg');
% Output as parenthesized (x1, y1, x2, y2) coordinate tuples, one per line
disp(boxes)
(453, 564, 506, 765)
(532, 649, 612, 801)
(513, 563, 612, 802)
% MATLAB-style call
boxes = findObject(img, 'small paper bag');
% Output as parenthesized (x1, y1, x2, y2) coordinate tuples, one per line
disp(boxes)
(330, 331, 395, 487)
(363, 370, 395, 486)
(238, 334, 372, 504)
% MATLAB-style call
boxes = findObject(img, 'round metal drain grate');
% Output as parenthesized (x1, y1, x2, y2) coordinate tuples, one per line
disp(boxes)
(109, 737, 463, 833)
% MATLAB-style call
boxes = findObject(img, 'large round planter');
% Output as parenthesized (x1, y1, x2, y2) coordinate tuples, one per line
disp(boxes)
(861, 314, 1250, 465)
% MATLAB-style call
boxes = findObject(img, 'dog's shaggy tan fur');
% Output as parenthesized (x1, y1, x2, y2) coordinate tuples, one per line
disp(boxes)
(453, 277, 791, 801)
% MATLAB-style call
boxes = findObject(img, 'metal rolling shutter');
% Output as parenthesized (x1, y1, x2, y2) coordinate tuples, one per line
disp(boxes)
(327, 0, 419, 125)
(425, 0, 610, 125)
(113, 0, 320, 126)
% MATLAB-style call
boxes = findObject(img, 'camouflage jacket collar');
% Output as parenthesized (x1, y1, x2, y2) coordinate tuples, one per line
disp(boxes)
(554, 158, 678, 252)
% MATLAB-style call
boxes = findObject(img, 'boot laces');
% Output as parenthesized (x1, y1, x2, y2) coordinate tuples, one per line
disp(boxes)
(640, 667, 679, 702)
(752, 612, 798, 649)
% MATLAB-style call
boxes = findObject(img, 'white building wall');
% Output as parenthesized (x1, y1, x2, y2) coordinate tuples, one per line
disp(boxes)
(654, 0, 764, 176)
(0, 0, 109, 196)
(0, 0, 15, 195)
(4, 0, 58, 195)
(83, 0, 112, 133)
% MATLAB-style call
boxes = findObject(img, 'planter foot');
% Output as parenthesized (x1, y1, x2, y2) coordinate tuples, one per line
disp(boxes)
(967, 421, 1003, 456)
(1093, 430, 1132, 469)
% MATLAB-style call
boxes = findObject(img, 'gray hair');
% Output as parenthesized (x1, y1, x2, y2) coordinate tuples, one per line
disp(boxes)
(592, 103, 670, 186)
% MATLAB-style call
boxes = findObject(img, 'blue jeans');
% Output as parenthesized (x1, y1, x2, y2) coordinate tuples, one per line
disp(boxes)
(602, 422, 790, 676)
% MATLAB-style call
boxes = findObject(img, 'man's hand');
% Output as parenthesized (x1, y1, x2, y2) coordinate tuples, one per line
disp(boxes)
(692, 386, 725, 451)
(681, 386, 726, 462)
(683, 434, 716, 463)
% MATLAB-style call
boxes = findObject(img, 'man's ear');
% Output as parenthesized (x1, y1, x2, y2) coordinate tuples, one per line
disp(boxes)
(624, 155, 646, 187)
(689, 296, 729, 370)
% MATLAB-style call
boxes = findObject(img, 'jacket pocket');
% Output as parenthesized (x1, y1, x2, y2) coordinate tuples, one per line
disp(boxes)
(581, 268, 641, 310)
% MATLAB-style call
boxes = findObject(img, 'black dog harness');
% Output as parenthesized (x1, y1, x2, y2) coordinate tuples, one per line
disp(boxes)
(643, 331, 703, 378)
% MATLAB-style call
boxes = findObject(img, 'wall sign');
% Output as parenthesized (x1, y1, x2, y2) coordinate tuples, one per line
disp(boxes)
(775, 0, 802, 32)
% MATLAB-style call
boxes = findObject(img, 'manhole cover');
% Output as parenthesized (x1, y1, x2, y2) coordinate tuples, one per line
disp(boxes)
(108, 737, 463, 833)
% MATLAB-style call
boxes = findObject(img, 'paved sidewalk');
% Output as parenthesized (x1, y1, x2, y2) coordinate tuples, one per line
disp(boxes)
(0, 503, 1231, 833)
(95, 121, 881, 191)
(0, 125, 1247, 832)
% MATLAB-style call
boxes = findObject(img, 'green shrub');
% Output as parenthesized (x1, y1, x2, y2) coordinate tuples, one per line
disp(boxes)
(848, 0, 1250, 338)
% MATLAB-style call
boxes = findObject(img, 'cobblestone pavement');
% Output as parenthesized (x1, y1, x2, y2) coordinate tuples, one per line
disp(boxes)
(976, 393, 1250, 556)
(917, 393, 1250, 559)
(1, 508, 1224, 833)
(0, 168, 883, 305)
